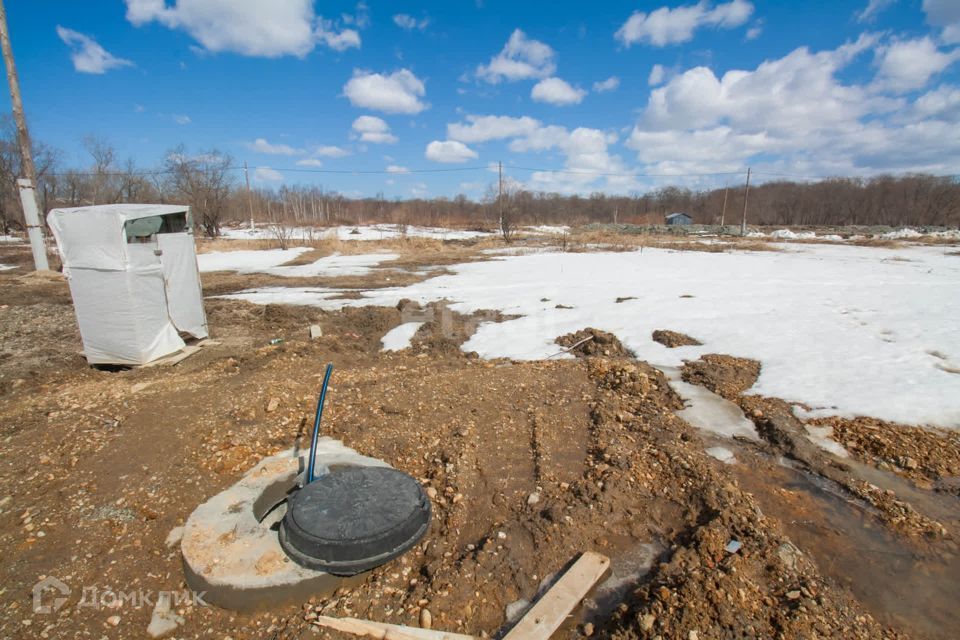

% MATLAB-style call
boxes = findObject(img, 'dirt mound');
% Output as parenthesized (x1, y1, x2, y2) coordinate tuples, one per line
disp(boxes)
(652, 329, 702, 348)
(819, 416, 960, 493)
(556, 328, 634, 358)
(682, 353, 760, 399)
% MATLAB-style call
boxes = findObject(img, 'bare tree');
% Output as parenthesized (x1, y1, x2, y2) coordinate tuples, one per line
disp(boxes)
(163, 146, 234, 237)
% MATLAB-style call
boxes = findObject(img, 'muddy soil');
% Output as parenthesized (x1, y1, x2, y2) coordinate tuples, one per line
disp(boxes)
(0, 243, 958, 640)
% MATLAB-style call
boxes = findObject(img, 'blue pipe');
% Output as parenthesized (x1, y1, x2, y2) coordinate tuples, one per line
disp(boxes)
(306, 363, 334, 484)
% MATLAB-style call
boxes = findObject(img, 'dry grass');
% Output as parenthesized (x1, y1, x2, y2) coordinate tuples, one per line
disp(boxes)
(555, 229, 782, 253)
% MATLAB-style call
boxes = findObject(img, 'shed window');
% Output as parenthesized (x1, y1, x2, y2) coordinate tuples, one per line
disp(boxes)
(124, 212, 189, 242)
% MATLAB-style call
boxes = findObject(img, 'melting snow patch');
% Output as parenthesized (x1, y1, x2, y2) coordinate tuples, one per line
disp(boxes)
(255, 252, 399, 277)
(706, 446, 737, 464)
(0, 264, 17, 271)
(381, 322, 424, 352)
(197, 247, 310, 273)
(803, 423, 850, 458)
(660, 367, 759, 440)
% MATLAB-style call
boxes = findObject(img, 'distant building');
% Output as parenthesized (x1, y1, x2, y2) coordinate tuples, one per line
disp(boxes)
(665, 212, 693, 225)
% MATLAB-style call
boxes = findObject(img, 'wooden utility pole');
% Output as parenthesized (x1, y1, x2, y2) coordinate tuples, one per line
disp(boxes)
(740, 167, 751, 235)
(720, 185, 728, 227)
(497, 160, 504, 236)
(243, 161, 255, 229)
(0, 0, 48, 270)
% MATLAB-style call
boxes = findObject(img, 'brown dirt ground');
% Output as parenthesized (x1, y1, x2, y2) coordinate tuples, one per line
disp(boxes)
(0, 241, 958, 640)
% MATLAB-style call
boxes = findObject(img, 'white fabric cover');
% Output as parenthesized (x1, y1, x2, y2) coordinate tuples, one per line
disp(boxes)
(47, 204, 208, 365)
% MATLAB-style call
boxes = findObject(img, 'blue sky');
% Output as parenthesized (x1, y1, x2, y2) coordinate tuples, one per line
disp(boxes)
(2, 0, 959, 199)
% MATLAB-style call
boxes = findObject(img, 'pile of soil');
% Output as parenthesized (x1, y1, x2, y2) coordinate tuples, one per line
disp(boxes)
(681, 353, 760, 399)
(556, 328, 635, 358)
(651, 329, 702, 348)
(819, 416, 960, 493)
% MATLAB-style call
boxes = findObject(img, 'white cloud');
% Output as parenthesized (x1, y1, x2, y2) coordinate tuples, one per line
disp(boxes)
(447, 115, 541, 143)
(648, 64, 666, 86)
(342, 3, 370, 29)
(55, 26, 133, 74)
(923, 0, 960, 44)
(745, 22, 762, 40)
(425, 140, 479, 163)
(615, 0, 754, 47)
(856, 0, 895, 23)
(343, 69, 427, 114)
(124, 0, 359, 58)
(875, 37, 960, 92)
(622, 35, 960, 177)
(476, 29, 556, 83)
(531, 77, 587, 105)
(351, 115, 398, 144)
(316, 19, 361, 51)
(313, 145, 350, 157)
(446, 114, 631, 192)
(173, 114, 191, 125)
(393, 14, 430, 31)
(296, 158, 324, 167)
(247, 137, 300, 155)
(254, 166, 284, 182)
(386, 164, 410, 173)
(592, 76, 620, 92)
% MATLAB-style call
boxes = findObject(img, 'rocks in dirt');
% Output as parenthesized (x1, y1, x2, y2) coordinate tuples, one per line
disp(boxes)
(106, 615, 120, 627)
(776, 543, 801, 570)
(582, 621, 595, 636)
(825, 415, 960, 492)
(682, 353, 761, 400)
(556, 328, 634, 358)
(309, 325, 323, 340)
(527, 492, 541, 505)
(419, 608, 432, 629)
(652, 329, 702, 348)
(266, 397, 280, 413)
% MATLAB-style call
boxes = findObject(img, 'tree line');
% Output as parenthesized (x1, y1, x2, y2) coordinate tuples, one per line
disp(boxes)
(1, 120, 957, 236)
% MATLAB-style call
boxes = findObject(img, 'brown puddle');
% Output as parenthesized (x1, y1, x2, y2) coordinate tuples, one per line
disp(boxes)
(734, 458, 960, 640)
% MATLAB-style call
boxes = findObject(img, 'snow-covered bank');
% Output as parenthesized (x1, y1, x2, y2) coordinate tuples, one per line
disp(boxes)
(218, 243, 960, 428)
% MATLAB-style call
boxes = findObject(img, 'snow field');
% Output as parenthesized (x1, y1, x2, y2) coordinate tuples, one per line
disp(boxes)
(218, 243, 960, 428)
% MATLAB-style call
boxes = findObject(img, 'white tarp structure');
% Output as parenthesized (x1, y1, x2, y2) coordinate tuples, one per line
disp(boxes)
(47, 204, 209, 365)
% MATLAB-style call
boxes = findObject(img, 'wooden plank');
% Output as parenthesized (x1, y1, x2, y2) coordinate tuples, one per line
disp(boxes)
(313, 616, 477, 640)
(502, 552, 610, 640)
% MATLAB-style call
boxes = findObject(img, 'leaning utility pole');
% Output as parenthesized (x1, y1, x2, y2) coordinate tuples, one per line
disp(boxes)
(0, 0, 48, 270)
(740, 167, 751, 236)
(497, 161, 504, 236)
(720, 185, 728, 227)
(243, 161, 255, 229)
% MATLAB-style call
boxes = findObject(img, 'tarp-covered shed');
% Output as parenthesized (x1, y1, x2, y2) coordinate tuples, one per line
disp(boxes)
(47, 204, 208, 365)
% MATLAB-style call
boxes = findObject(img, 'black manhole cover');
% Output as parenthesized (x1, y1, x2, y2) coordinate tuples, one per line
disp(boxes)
(279, 466, 431, 575)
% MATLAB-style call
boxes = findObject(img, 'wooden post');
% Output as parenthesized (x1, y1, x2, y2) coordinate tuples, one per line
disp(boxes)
(0, 0, 48, 270)
(720, 185, 728, 227)
(498, 160, 504, 237)
(740, 167, 751, 236)
(243, 161, 255, 229)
